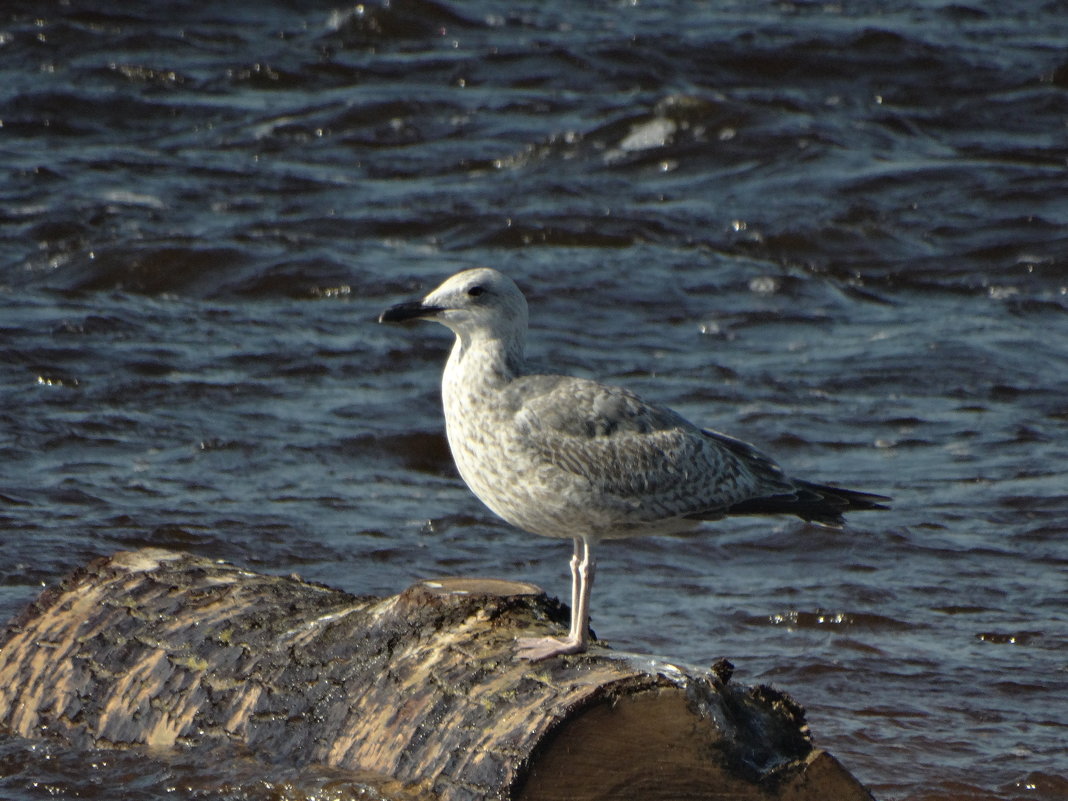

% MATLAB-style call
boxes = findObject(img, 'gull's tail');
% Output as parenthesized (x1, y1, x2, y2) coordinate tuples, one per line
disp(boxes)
(724, 481, 891, 528)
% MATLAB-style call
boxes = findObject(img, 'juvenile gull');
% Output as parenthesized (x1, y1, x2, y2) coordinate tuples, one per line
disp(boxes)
(379, 268, 889, 660)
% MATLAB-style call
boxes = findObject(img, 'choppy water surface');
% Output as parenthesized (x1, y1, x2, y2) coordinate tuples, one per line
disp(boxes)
(2, 1, 1067, 799)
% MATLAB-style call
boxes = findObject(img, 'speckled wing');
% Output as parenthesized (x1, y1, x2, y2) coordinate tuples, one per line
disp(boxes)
(509, 375, 795, 519)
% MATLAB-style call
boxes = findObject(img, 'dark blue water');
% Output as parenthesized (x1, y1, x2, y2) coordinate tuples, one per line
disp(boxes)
(2, 2, 1067, 799)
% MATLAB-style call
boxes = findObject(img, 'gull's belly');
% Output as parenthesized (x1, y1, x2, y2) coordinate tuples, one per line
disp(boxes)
(445, 412, 575, 538)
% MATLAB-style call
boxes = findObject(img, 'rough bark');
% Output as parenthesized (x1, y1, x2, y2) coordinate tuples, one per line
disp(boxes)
(0, 548, 874, 801)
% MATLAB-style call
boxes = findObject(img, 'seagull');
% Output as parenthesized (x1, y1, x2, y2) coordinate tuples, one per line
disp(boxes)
(379, 268, 889, 660)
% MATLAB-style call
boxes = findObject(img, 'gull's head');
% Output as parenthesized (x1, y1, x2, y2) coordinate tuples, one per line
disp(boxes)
(378, 268, 528, 343)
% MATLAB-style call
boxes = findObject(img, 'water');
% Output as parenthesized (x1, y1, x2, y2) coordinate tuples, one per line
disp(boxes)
(2, 1, 1067, 799)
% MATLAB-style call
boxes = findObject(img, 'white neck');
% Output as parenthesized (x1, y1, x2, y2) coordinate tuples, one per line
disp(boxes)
(443, 329, 525, 399)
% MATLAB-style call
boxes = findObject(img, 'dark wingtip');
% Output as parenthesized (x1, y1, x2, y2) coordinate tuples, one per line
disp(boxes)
(809, 483, 890, 508)
(718, 483, 890, 526)
(797, 484, 891, 525)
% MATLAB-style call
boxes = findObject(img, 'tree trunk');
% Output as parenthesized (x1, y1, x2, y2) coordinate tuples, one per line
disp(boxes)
(0, 548, 874, 801)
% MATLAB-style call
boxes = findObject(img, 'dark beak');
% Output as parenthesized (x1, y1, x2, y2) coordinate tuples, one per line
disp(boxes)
(378, 301, 443, 324)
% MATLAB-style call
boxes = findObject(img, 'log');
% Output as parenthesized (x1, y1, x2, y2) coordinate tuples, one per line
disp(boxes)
(0, 548, 875, 801)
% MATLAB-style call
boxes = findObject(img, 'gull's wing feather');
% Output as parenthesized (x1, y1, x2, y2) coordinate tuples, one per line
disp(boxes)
(508, 375, 794, 518)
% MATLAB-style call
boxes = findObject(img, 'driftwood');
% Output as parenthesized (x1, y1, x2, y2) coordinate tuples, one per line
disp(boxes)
(0, 548, 874, 801)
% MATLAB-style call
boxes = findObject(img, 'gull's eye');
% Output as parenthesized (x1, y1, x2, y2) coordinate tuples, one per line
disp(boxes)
(467, 285, 485, 297)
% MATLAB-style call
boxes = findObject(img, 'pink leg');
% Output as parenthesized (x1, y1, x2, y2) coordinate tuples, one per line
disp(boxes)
(516, 538, 595, 661)
(568, 537, 582, 634)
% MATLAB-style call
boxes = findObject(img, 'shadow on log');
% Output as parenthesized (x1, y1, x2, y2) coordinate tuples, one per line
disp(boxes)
(0, 549, 874, 801)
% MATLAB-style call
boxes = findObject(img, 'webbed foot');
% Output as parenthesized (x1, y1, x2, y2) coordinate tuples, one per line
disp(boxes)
(515, 635, 587, 661)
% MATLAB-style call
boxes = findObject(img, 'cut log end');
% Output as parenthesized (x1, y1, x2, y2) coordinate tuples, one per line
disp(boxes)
(521, 689, 735, 801)
(519, 689, 871, 801)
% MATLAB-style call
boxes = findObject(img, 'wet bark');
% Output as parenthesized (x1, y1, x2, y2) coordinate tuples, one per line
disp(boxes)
(0, 548, 875, 801)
